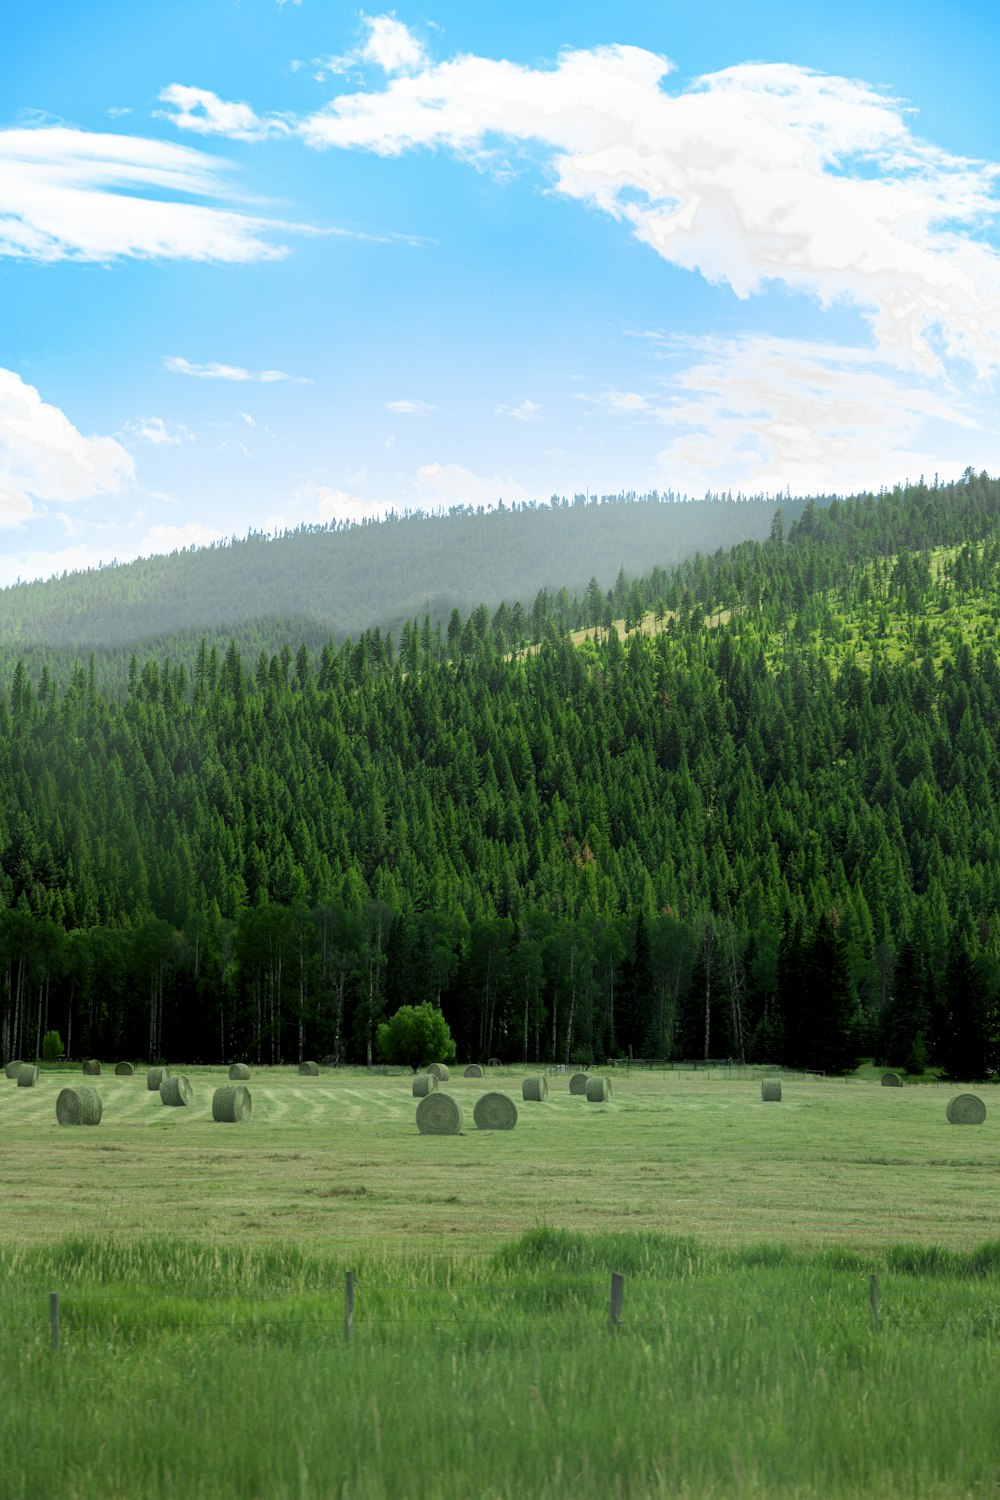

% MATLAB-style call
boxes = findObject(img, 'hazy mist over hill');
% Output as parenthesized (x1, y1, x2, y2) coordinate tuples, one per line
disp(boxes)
(0, 490, 813, 675)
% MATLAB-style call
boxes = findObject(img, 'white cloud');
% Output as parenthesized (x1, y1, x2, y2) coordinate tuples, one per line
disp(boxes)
(0, 126, 291, 263)
(138, 522, 223, 552)
(314, 485, 391, 524)
(588, 390, 650, 414)
(127, 416, 192, 446)
(385, 397, 437, 414)
(297, 43, 1000, 380)
(0, 368, 134, 527)
(268, 462, 536, 531)
(360, 15, 428, 75)
(164, 356, 310, 383)
(156, 85, 292, 142)
(496, 398, 542, 421)
(0, 540, 122, 587)
(257, 482, 395, 532)
(311, 15, 428, 83)
(414, 461, 534, 508)
(650, 334, 983, 496)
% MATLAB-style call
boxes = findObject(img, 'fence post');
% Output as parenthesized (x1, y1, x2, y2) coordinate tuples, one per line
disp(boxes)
(344, 1270, 355, 1346)
(49, 1291, 60, 1352)
(869, 1273, 879, 1332)
(608, 1272, 625, 1333)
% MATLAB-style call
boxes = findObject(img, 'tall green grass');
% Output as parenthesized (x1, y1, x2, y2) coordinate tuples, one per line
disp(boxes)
(1, 1229, 998, 1499)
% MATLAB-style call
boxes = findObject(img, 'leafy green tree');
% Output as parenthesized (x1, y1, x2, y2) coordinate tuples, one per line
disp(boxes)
(42, 1029, 64, 1061)
(376, 1002, 456, 1070)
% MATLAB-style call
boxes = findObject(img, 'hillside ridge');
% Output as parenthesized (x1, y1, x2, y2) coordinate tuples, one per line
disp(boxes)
(2, 470, 999, 1077)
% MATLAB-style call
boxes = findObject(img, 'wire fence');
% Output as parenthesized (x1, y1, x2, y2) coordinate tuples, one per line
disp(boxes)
(35, 1267, 898, 1349)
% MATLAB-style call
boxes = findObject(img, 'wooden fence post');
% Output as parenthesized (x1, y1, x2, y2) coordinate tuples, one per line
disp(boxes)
(869, 1273, 879, 1332)
(608, 1272, 625, 1333)
(49, 1291, 60, 1352)
(344, 1270, 355, 1346)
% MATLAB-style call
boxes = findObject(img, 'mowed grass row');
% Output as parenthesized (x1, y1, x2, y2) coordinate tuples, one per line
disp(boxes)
(1, 1228, 999, 1500)
(1, 1068, 998, 1253)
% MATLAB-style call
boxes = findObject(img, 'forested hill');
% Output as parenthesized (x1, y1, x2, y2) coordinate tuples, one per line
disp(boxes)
(2, 469, 1000, 1080)
(0, 491, 805, 685)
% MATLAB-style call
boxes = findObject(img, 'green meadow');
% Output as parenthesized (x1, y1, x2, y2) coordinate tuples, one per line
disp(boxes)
(2, 1066, 999, 1498)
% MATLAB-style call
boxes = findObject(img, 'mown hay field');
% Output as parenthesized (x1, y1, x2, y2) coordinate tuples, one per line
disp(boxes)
(1, 1065, 997, 1255)
(2, 1065, 1000, 1500)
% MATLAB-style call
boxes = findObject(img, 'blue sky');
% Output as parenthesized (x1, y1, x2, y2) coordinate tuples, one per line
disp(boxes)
(2, 0, 999, 585)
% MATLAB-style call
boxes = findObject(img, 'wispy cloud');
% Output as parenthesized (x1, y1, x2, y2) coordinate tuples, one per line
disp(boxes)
(164, 356, 311, 383)
(496, 398, 542, 421)
(138, 521, 223, 551)
(126, 416, 193, 446)
(0, 367, 134, 526)
(315, 485, 389, 523)
(385, 397, 436, 414)
(0, 540, 119, 587)
(649, 334, 981, 495)
(156, 85, 293, 142)
(414, 461, 534, 508)
(580, 390, 650, 414)
(0, 126, 292, 263)
(261, 482, 393, 531)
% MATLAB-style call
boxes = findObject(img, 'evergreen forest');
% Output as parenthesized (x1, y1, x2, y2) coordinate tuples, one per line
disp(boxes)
(2, 469, 1000, 1079)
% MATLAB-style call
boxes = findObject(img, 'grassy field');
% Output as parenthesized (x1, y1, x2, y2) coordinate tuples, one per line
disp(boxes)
(2, 1064, 999, 1499)
(2, 1064, 997, 1254)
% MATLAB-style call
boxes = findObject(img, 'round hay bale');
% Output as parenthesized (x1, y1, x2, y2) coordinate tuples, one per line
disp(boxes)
(415, 1092, 463, 1135)
(228, 1063, 251, 1081)
(16, 1064, 38, 1088)
(115, 1061, 135, 1077)
(298, 1061, 320, 1076)
(5, 1060, 22, 1080)
(463, 1064, 484, 1078)
(426, 1062, 450, 1081)
(569, 1072, 589, 1095)
(881, 1071, 903, 1087)
(212, 1084, 252, 1123)
(585, 1075, 611, 1103)
(761, 1078, 782, 1102)
(82, 1059, 101, 1076)
(146, 1066, 170, 1091)
(473, 1092, 518, 1130)
(487, 1057, 501, 1067)
(159, 1075, 193, 1107)
(412, 1073, 438, 1097)
(946, 1093, 986, 1125)
(522, 1075, 548, 1101)
(56, 1086, 102, 1126)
